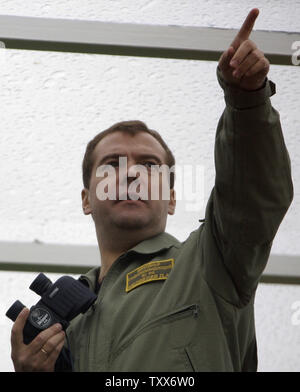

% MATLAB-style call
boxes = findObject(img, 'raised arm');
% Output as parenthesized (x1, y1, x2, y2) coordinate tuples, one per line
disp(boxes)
(202, 9, 294, 306)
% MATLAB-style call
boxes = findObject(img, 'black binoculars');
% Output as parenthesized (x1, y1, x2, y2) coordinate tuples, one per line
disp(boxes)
(6, 272, 97, 344)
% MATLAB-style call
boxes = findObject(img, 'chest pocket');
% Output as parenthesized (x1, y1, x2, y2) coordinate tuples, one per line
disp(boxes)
(109, 303, 200, 371)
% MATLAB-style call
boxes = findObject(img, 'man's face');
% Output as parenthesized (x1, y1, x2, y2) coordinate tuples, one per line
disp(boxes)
(82, 131, 176, 236)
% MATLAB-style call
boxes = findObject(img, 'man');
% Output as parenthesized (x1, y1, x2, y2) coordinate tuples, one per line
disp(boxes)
(10, 8, 293, 371)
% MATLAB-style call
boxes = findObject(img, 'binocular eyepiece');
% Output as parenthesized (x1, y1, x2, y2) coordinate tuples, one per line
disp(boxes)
(6, 272, 97, 344)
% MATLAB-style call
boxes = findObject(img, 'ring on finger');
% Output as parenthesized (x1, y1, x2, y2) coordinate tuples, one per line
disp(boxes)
(41, 347, 49, 356)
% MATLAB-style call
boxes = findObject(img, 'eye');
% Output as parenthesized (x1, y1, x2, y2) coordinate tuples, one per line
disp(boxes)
(107, 161, 119, 167)
(143, 161, 157, 168)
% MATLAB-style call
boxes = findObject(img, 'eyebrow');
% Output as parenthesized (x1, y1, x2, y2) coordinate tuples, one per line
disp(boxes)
(96, 153, 164, 166)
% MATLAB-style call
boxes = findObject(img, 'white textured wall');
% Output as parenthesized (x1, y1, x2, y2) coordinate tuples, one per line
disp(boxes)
(0, 0, 299, 32)
(0, 0, 299, 372)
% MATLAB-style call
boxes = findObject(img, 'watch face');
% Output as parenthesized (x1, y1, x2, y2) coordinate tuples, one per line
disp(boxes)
(30, 307, 52, 329)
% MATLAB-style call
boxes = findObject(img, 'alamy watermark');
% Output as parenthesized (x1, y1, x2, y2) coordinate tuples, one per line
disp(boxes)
(291, 300, 300, 326)
(291, 41, 300, 66)
(95, 157, 205, 212)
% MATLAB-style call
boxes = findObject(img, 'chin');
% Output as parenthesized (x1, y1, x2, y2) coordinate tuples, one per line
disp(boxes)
(114, 216, 151, 230)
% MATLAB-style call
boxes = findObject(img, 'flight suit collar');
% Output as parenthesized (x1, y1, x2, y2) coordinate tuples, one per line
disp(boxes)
(128, 231, 180, 255)
(80, 231, 180, 291)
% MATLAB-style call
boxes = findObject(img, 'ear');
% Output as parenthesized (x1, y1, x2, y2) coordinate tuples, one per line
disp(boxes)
(81, 188, 92, 215)
(168, 188, 176, 215)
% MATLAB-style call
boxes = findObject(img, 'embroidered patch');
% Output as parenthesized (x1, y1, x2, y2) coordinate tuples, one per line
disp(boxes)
(126, 258, 174, 293)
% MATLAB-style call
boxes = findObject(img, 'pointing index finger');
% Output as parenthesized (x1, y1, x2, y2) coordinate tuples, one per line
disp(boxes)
(231, 8, 259, 49)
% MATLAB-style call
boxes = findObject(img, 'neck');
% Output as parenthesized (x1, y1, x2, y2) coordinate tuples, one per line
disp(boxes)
(95, 226, 156, 283)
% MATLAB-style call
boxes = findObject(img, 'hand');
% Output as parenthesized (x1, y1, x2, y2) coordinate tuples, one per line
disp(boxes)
(10, 307, 65, 372)
(218, 8, 270, 91)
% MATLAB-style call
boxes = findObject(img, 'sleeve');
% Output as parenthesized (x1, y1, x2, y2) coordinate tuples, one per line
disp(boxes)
(202, 66, 294, 307)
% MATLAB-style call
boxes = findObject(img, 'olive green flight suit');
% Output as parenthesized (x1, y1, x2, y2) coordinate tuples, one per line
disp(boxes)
(66, 67, 293, 372)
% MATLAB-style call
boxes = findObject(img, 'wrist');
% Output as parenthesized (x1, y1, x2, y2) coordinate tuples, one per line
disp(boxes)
(217, 66, 276, 109)
(236, 77, 267, 92)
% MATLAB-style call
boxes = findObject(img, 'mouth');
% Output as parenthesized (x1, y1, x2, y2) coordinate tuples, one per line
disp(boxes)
(117, 199, 144, 204)
(115, 193, 147, 204)
(114, 199, 146, 209)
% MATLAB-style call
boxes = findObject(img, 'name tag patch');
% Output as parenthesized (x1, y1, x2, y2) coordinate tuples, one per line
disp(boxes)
(126, 258, 174, 293)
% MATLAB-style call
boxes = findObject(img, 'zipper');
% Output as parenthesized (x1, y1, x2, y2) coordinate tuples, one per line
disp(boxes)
(110, 303, 200, 362)
(137, 304, 200, 331)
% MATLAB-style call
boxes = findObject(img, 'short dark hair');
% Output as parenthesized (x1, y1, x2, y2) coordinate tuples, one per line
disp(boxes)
(82, 120, 175, 190)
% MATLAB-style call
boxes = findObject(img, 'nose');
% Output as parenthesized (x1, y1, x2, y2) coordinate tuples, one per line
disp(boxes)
(116, 158, 140, 192)
(127, 161, 141, 182)
(118, 158, 149, 198)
